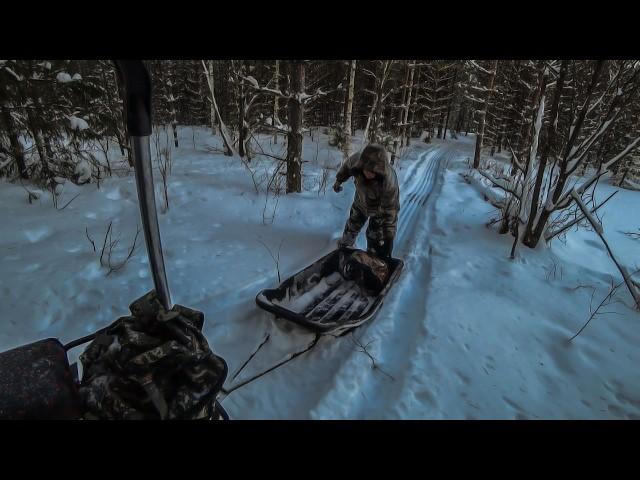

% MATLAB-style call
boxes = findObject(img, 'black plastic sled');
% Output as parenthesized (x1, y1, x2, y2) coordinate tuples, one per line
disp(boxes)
(256, 248, 404, 336)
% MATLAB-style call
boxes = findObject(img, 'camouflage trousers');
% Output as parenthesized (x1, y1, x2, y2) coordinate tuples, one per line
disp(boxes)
(339, 204, 385, 250)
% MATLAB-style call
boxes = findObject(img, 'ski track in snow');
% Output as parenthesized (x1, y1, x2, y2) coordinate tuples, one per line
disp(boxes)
(220, 143, 454, 419)
(309, 146, 455, 419)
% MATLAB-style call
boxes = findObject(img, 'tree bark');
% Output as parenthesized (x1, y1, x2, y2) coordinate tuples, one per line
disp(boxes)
(442, 64, 459, 141)
(407, 65, 421, 145)
(286, 61, 304, 194)
(273, 60, 280, 144)
(527, 60, 606, 244)
(473, 60, 498, 169)
(208, 60, 217, 135)
(522, 60, 568, 248)
(343, 60, 356, 159)
(400, 61, 415, 148)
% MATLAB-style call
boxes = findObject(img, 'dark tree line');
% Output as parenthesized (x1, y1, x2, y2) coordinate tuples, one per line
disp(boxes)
(1, 60, 638, 202)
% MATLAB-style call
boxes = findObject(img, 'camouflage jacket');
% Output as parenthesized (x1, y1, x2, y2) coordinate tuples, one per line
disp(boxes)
(336, 145, 400, 239)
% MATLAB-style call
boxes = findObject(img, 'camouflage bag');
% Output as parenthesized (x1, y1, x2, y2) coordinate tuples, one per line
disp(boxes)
(340, 250, 390, 293)
(79, 291, 228, 420)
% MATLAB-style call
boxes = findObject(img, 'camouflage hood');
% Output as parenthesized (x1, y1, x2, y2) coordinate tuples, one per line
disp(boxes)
(335, 143, 400, 239)
(353, 144, 392, 178)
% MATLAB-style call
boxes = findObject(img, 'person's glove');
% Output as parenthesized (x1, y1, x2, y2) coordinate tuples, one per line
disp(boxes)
(333, 181, 343, 193)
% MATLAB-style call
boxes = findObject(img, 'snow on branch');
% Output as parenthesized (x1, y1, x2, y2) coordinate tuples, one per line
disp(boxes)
(554, 134, 640, 210)
(297, 85, 342, 106)
(545, 190, 618, 241)
(464, 94, 486, 104)
(477, 169, 522, 200)
(570, 190, 603, 234)
(468, 84, 497, 94)
(2, 66, 23, 81)
(468, 60, 493, 76)
(237, 73, 290, 100)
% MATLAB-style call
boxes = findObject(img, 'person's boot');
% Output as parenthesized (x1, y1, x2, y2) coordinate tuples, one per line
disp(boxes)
(338, 231, 356, 249)
(366, 236, 382, 256)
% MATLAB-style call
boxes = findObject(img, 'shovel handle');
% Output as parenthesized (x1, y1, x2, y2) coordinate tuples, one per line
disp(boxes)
(114, 60, 172, 310)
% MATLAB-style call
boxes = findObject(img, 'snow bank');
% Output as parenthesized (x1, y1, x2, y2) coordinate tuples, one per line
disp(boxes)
(56, 72, 73, 83)
(75, 160, 92, 184)
(57, 72, 81, 83)
(68, 115, 89, 131)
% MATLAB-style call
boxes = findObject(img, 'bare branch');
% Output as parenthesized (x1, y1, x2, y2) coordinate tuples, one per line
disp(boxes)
(85, 226, 96, 253)
(350, 333, 395, 381)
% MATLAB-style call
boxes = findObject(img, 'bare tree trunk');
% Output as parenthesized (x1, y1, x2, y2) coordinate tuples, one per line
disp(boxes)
(527, 61, 606, 244)
(22, 89, 51, 178)
(207, 60, 217, 135)
(400, 61, 415, 148)
(522, 60, 568, 248)
(368, 60, 390, 145)
(473, 60, 498, 169)
(392, 61, 411, 162)
(407, 65, 421, 145)
(112, 69, 133, 165)
(201, 60, 234, 156)
(437, 111, 445, 138)
(1, 104, 28, 178)
(286, 61, 304, 194)
(442, 63, 460, 140)
(170, 91, 179, 148)
(508, 63, 547, 252)
(273, 60, 280, 144)
(238, 62, 247, 158)
(343, 60, 356, 159)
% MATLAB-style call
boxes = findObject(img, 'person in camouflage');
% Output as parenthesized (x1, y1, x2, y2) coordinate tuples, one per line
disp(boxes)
(333, 144, 400, 259)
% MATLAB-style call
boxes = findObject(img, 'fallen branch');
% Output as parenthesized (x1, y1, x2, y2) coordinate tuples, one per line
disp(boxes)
(570, 271, 640, 341)
(55, 191, 80, 211)
(545, 190, 618, 242)
(571, 190, 640, 309)
(477, 169, 522, 201)
(460, 172, 506, 209)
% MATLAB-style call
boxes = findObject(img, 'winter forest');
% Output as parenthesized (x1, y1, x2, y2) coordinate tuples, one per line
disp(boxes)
(1, 59, 639, 420)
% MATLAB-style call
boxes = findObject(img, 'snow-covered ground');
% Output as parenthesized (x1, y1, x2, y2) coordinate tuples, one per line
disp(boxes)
(1, 127, 638, 419)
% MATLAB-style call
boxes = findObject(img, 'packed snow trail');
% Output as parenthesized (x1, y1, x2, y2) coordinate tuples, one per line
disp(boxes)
(3, 127, 638, 418)
(217, 142, 454, 418)
(309, 146, 456, 419)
